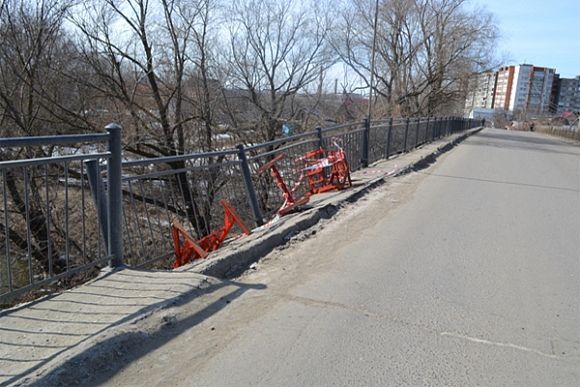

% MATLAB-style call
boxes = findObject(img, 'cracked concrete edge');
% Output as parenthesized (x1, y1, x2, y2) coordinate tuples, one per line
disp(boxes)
(193, 127, 483, 279)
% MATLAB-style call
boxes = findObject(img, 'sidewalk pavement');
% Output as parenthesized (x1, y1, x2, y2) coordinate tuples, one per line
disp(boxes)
(0, 127, 482, 386)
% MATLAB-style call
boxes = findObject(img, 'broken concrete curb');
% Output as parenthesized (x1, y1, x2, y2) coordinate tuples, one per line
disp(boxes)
(192, 127, 483, 279)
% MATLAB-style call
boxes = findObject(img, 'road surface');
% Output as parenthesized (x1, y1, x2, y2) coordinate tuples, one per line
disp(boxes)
(89, 129, 580, 386)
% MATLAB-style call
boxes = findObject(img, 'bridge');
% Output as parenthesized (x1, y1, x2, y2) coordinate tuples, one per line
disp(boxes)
(1, 124, 579, 385)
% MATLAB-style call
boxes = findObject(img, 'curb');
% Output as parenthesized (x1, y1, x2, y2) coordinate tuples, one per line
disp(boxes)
(194, 127, 483, 279)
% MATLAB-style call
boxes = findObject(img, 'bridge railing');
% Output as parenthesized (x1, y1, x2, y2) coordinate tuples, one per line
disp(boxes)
(0, 127, 122, 304)
(0, 116, 481, 304)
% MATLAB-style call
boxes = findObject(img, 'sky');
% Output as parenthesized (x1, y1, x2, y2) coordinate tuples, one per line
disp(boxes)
(476, 0, 580, 77)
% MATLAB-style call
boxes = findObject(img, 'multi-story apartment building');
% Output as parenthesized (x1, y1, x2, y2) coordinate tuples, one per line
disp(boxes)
(464, 72, 496, 113)
(466, 64, 557, 115)
(494, 64, 555, 114)
(493, 66, 515, 111)
(554, 76, 580, 113)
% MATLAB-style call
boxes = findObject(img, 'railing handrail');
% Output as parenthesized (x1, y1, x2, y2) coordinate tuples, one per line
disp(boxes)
(122, 148, 238, 167)
(0, 152, 111, 169)
(0, 133, 110, 148)
(244, 130, 318, 152)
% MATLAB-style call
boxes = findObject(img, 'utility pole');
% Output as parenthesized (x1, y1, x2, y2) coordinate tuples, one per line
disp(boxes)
(367, 0, 379, 122)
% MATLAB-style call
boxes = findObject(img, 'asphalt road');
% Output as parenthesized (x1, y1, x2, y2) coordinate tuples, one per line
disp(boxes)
(102, 129, 580, 386)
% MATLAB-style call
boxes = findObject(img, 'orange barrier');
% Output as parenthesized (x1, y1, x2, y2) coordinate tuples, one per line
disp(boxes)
(256, 154, 310, 216)
(172, 200, 250, 268)
(295, 146, 352, 194)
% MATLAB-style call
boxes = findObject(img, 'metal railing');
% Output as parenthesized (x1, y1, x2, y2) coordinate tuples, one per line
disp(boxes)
(0, 125, 123, 304)
(1, 116, 481, 303)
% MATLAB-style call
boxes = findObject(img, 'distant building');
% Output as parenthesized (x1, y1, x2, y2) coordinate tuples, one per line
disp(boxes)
(464, 72, 496, 114)
(555, 76, 580, 113)
(493, 66, 516, 111)
(466, 64, 557, 115)
(496, 64, 555, 113)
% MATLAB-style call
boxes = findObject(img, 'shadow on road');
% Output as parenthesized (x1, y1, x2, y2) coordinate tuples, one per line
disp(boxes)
(0, 269, 265, 386)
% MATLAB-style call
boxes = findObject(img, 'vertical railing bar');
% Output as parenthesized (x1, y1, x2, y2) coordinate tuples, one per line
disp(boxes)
(164, 177, 177, 232)
(236, 144, 263, 227)
(205, 170, 215, 236)
(64, 162, 70, 271)
(127, 180, 147, 260)
(316, 127, 323, 149)
(173, 170, 192, 236)
(96, 162, 103, 259)
(403, 118, 410, 152)
(415, 118, 420, 148)
(86, 160, 109, 249)
(122, 197, 136, 264)
(168, 174, 183, 225)
(185, 166, 205, 236)
(385, 117, 393, 159)
(176, 169, 196, 238)
(80, 161, 87, 263)
(157, 178, 172, 251)
(44, 164, 53, 277)
(138, 178, 156, 252)
(2, 169, 13, 292)
(425, 117, 430, 145)
(24, 168, 33, 285)
(361, 118, 369, 168)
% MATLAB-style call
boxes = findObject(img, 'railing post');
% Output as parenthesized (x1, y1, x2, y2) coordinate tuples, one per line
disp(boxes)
(385, 117, 393, 158)
(316, 126, 323, 149)
(86, 160, 109, 249)
(403, 117, 410, 152)
(415, 117, 421, 148)
(106, 123, 124, 268)
(361, 119, 370, 168)
(425, 116, 431, 144)
(236, 144, 264, 227)
(431, 117, 438, 142)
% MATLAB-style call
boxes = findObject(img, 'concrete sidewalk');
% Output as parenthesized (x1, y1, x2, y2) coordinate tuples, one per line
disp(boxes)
(0, 128, 481, 386)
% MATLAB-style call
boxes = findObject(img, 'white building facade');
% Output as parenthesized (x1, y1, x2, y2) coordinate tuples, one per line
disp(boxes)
(464, 72, 496, 114)
(466, 64, 556, 115)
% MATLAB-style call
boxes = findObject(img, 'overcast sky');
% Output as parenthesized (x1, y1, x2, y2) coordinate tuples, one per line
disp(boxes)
(478, 0, 580, 77)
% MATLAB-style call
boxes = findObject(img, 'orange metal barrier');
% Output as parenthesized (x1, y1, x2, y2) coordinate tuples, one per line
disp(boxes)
(172, 200, 250, 268)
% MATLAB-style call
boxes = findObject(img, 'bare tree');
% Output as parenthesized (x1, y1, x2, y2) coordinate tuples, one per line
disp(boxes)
(333, 0, 498, 117)
(414, 0, 499, 114)
(0, 0, 83, 276)
(222, 0, 334, 141)
(69, 0, 225, 237)
(0, 0, 88, 136)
